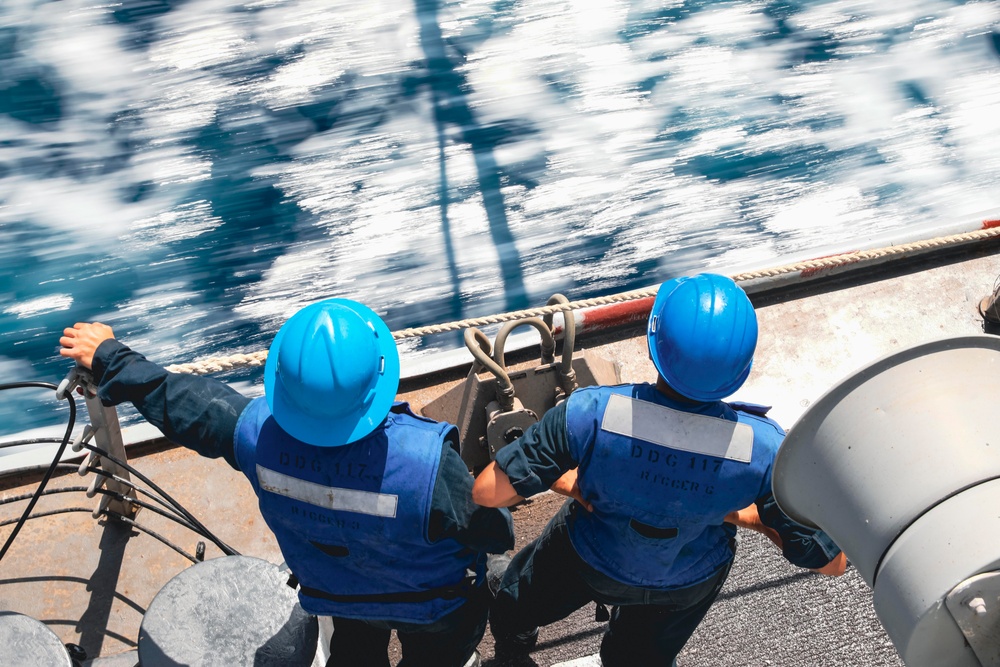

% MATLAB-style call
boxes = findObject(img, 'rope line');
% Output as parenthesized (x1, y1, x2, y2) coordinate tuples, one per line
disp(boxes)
(163, 226, 1000, 376)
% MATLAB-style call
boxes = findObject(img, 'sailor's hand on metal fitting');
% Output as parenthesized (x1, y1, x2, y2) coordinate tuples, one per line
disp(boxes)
(550, 468, 593, 512)
(59, 322, 115, 370)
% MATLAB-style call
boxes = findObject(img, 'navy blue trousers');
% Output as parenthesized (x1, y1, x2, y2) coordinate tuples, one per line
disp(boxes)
(491, 501, 733, 667)
(327, 584, 489, 667)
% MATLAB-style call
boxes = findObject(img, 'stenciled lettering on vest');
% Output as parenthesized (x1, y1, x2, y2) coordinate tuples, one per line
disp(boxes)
(631, 444, 717, 495)
(277, 452, 381, 483)
(290, 504, 361, 530)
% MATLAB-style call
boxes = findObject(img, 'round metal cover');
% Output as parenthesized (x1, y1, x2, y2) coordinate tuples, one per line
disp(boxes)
(772, 334, 1000, 585)
(0, 612, 71, 667)
(138, 555, 318, 667)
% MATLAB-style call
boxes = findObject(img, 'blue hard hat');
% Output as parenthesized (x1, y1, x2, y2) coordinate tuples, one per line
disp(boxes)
(646, 274, 757, 401)
(263, 299, 400, 446)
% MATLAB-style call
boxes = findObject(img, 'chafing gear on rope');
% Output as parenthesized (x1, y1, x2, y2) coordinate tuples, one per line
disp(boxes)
(647, 274, 757, 401)
(263, 298, 400, 447)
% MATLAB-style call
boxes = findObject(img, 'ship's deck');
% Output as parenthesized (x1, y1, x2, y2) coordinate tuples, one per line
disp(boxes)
(2, 238, 998, 666)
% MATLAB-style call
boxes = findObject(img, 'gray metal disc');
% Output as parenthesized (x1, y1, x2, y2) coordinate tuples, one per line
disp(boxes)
(0, 612, 71, 667)
(138, 555, 317, 667)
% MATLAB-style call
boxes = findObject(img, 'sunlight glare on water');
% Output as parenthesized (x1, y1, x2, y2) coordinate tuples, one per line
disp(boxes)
(1, 0, 1000, 436)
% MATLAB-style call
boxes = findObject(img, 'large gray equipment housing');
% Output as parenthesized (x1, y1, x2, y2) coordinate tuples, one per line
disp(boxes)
(773, 335, 1000, 667)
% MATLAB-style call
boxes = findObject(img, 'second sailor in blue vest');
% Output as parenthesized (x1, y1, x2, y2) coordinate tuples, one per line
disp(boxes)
(59, 299, 515, 667)
(472, 274, 845, 667)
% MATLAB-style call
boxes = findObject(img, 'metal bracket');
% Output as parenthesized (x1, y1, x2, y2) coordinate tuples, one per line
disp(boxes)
(59, 367, 138, 520)
(421, 307, 621, 472)
(484, 398, 538, 457)
(946, 571, 1000, 666)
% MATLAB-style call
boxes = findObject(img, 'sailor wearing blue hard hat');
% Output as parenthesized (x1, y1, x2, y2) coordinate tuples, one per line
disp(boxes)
(261, 299, 400, 446)
(60, 299, 513, 667)
(646, 273, 757, 401)
(473, 274, 845, 667)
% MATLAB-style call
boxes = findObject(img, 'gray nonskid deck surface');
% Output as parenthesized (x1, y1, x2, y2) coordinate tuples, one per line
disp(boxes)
(679, 531, 900, 667)
(480, 514, 901, 667)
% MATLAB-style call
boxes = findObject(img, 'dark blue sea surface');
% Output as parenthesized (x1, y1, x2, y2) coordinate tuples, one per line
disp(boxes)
(2, 0, 1000, 437)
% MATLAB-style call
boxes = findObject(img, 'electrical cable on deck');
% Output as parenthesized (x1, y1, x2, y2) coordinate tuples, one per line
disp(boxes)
(0, 380, 238, 561)
(0, 507, 199, 564)
(0, 381, 74, 564)
(75, 443, 240, 557)
(0, 484, 213, 539)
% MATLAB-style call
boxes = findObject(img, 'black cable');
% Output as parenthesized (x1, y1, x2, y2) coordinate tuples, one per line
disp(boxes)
(0, 382, 63, 392)
(0, 381, 75, 564)
(61, 466, 194, 531)
(6, 463, 196, 529)
(119, 497, 205, 537)
(2, 463, 230, 551)
(77, 443, 239, 556)
(0, 507, 198, 564)
(0, 379, 238, 558)
(0, 485, 92, 505)
(0, 506, 94, 527)
(0, 485, 206, 537)
(1, 462, 82, 477)
(105, 510, 199, 564)
(0, 438, 66, 450)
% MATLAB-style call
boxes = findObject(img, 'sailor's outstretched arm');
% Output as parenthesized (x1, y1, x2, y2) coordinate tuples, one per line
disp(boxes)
(431, 429, 515, 552)
(59, 322, 248, 470)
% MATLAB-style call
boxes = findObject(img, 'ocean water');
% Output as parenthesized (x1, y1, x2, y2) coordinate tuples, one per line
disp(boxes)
(2, 0, 1000, 438)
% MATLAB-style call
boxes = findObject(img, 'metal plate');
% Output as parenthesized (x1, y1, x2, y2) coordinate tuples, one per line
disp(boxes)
(773, 335, 1000, 585)
(0, 612, 71, 667)
(946, 571, 1000, 666)
(138, 555, 317, 667)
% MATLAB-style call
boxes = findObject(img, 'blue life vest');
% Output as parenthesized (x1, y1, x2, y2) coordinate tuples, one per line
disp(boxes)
(564, 384, 782, 589)
(234, 397, 478, 623)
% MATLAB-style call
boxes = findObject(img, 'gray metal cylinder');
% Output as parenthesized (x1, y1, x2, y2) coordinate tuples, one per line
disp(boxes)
(0, 612, 72, 667)
(872, 479, 1000, 666)
(138, 555, 318, 667)
(772, 335, 1000, 667)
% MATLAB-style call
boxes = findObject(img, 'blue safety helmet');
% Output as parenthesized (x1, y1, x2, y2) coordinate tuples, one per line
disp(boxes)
(263, 299, 400, 447)
(646, 274, 757, 402)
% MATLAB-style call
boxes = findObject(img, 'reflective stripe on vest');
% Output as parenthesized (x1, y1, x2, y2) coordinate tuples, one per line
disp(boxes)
(565, 384, 780, 589)
(234, 397, 476, 623)
(601, 394, 754, 463)
(256, 465, 399, 518)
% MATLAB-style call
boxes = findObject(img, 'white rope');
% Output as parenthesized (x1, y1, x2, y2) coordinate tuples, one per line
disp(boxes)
(164, 226, 1000, 375)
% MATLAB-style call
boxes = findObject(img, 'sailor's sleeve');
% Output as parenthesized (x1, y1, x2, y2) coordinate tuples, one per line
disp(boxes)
(493, 400, 575, 499)
(428, 443, 515, 552)
(92, 339, 250, 470)
(757, 491, 843, 569)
